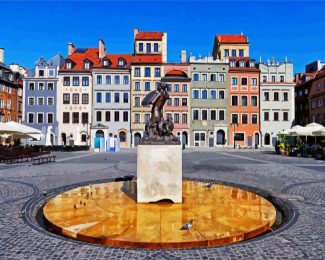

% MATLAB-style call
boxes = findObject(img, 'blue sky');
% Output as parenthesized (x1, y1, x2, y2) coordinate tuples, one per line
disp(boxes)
(1, 1, 324, 73)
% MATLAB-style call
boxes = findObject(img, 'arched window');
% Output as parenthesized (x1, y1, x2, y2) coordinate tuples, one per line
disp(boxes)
(114, 75, 120, 84)
(81, 134, 87, 142)
(264, 133, 270, 145)
(119, 131, 126, 142)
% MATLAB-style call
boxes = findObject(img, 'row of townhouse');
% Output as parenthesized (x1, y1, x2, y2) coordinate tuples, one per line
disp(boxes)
(22, 28, 296, 148)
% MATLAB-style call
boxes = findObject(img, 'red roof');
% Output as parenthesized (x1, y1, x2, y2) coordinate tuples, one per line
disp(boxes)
(165, 69, 188, 77)
(132, 55, 162, 64)
(217, 34, 248, 44)
(94, 54, 133, 69)
(135, 32, 163, 40)
(60, 48, 100, 71)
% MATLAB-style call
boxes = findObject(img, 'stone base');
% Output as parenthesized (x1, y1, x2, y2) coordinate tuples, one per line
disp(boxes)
(137, 145, 182, 203)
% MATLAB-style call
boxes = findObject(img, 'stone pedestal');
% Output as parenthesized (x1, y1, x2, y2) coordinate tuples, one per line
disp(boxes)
(137, 145, 182, 203)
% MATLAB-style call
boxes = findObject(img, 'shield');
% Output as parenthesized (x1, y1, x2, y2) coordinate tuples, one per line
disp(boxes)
(141, 90, 159, 106)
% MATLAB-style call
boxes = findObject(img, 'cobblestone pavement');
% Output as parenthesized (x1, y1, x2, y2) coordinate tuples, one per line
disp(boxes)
(0, 148, 324, 259)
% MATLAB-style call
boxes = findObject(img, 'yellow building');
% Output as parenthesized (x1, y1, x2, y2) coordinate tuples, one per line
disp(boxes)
(130, 28, 167, 146)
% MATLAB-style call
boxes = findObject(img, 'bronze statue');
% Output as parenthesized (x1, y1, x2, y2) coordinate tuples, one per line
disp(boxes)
(141, 83, 180, 144)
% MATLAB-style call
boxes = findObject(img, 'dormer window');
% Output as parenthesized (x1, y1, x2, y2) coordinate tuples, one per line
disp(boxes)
(103, 60, 109, 67)
(39, 70, 44, 77)
(84, 61, 90, 69)
(8, 74, 14, 81)
(239, 61, 245, 67)
(118, 58, 126, 67)
(66, 62, 72, 69)
(230, 61, 236, 67)
(249, 61, 255, 68)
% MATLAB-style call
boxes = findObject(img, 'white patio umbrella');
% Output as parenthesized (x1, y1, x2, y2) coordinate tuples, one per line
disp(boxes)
(287, 125, 305, 136)
(0, 122, 42, 140)
(312, 127, 325, 136)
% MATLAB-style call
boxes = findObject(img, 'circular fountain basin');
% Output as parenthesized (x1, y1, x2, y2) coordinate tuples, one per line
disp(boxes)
(43, 180, 276, 248)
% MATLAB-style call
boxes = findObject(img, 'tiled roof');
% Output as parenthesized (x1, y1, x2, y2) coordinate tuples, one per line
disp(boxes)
(217, 34, 248, 44)
(165, 69, 187, 77)
(135, 32, 163, 40)
(60, 48, 100, 71)
(132, 55, 162, 64)
(94, 54, 133, 69)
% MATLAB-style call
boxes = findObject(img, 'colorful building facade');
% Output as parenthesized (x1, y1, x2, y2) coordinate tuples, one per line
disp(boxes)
(309, 70, 325, 124)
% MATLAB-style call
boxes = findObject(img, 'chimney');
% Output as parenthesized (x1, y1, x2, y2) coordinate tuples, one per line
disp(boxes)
(134, 27, 139, 39)
(68, 42, 75, 56)
(98, 39, 106, 59)
(0, 48, 4, 63)
(180, 50, 186, 63)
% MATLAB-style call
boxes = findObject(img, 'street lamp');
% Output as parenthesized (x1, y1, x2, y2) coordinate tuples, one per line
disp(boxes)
(230, 123, 239, 149)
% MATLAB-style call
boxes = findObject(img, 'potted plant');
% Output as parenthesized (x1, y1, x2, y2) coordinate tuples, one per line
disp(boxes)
(275, 140, 281, 154)
(284, 136, 290, 156)
(296, 136, 303, 157)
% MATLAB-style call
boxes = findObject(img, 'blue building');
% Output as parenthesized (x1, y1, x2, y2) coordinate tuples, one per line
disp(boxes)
(23, 54, 65, 145)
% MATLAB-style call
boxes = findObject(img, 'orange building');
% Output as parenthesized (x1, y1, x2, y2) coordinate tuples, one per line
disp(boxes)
(228, 57, 260, 148)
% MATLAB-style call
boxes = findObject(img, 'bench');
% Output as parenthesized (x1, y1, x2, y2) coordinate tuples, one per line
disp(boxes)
(32, 155, 56, 165)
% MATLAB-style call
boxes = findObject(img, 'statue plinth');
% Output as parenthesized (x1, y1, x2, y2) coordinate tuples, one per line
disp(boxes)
(137, 144, 182, 203)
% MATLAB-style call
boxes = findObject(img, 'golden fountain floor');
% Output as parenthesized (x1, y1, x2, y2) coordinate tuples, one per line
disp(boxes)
(43, 181, 276, 249)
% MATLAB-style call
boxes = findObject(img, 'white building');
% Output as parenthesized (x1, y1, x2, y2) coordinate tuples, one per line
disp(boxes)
(259, 58, 295, 147)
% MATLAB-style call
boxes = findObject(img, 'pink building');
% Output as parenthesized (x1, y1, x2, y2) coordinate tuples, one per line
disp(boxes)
(162, 63, 191, 146)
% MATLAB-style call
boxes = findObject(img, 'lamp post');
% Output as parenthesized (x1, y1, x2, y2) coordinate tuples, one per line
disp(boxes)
(231, 123, 239, 149)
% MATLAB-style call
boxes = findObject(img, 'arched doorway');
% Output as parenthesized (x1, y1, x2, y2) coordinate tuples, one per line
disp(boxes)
(216, 130, 225, 145)
(182, 131, 188, 145)
(61, 133, 66, 146)
(134, 132, 141, 147)
(264, 133, 270, 145)
(254, 133, 260, 147)
(119, 131, 127, 147)
(96, 130, 104, 138)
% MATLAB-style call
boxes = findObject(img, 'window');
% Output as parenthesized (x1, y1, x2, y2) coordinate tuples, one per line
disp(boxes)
(154, 43, 159, 52)
(235, 133, 244, 141)
(224, 49, 229, 57)
(114, 75, 120, 84)
(47, 83, 54, 91)
(105, 111, 110, 122)
(114, 93, 120, 103)
(210, 90, 217, 99)
(134, 82, 140, 91)
(182, 114, 188, 124)
(139, 43, 143, 52)
(144, 113, 150, 123)
(72, 94, 79, 104)
(97, 75, 102, 85)
(251, 78, 257, 86)
(231, 49, 236, 57)
(0, 99, 3, 108)
(135, 97, 140, 106)
(145, 67, 151, 77)
(274, 92, 279, 101)
(72, 112, 79, 123)
(167, 99, 172, 106)
(231, 77, 238, 85)
(172, 98, 179, 106)
(251, 96, 258, 106)
(272, 75, 276, 82)
(28, 97, 34, 106)
(264, 92, 270, 101)
(39, 70, 44, 77)
(211, 110, 216, 120)
(146, 43, 151, 52)
(280, 75, 284, 82)
(47, 113, 53, 124)
(210, 74, 217, 81)
(232, 114, 238, 124)
(274, 112, 279, 121)
(81, 134, 87, 142)
(230, 61, 236, 67)
(82, 94, 89, 104)
(63, 94, 70, 104)
(123, 75, 129, 85)
(219, 110, 225, 121)
(37, 113, 44, 124)
(252, 114, 258, 124)
(38, 82, 44, 90)
(103, 60, 109, 67)
(96, 111, 102, 122)
(174, 113, 180, 123)
(63, 77, 70, 86)
(167, 84, 172, 92)
(239, 61, 245, 67)
(283, 92, 288, 101)
(283, 112, 288, 121)
(219, 74, 225, 82)
(66, 62, 72, 69)
(82, 113, 88, 124)
(242, 114, 248, 124)
(49, 69, 54, 77)
(118, 59, 125, 67)
(182, 84, 187, 92)
(134, 68, 141, 77)
(193, 90, 199, 99)
(241, 78, 248, 85)
(202, 74, 207, 81)
(193, 73, 199, 81)
(48, 97, 54, 106)
(239, 49, 244, 57)
(29, 82, 35, 90)
(202, 90, 207, 99)
(174, 84, 179, 92)
(154, 68, 161, 77)
(263, 76, 267, 82)
(63, 112, 69, 123)
(28, 113, 34, 123)
(72, 77, 79, 86)
(123, 111, 128, 122)
(264, 112, 269, 121)
(96, 92, 102, 103)
(106, 75, 111, 84)
(134, 113, 140, 123)
(84, 61, 90, 69)
(232, 95, 238, 106)
(193, 110, 199, 120)
(81, 76, 89, 86)
(202, 110, 208, 120)
(123, 93, 129, 103)
(219, 90, 225, 99)
(114, 111, 119, 122)
(7, 100, 11, 109)
(145, 82, 150, 91)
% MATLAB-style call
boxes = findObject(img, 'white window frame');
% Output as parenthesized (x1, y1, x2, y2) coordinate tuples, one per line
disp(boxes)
(192, 109, 199, 120)
(47, 113, 54, 124)
(231, 113, 239, 124)
(218, 109, 226, 121)
(194, 131, 206, 147)
(28, 97, 35, 106)
(38, 82, 44, 90)
(47, 97, 54, 106)
(251, 113, 259, 124)
(192, 89, 200, 99)
(37, 112, 44, 124)
(27, 112, 34, 124)
(37, 97, 44, 106)
(201, 109, 208, 121)
(210, 109, 217, 120)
